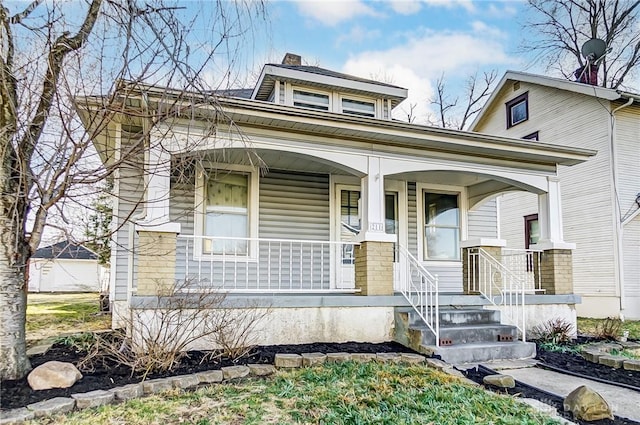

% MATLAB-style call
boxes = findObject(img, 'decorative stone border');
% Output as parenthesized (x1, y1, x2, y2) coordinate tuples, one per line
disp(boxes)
(3, 352, 462, 425)
(579, 341, 640, 371)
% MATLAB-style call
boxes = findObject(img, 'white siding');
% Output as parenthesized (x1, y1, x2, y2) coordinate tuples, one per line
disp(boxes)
(475, 83, 617, 297)
(623, 216, 640, 296)
(615, 103, 640, 225)
(468, 199, 498, 239)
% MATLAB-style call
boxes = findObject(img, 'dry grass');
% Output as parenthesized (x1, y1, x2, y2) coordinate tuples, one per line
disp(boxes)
(26, 293, 111, 344)
(578, 317, 640, 340)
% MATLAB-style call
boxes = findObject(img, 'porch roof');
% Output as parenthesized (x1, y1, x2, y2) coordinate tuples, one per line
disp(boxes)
(76, 82, 596, 168)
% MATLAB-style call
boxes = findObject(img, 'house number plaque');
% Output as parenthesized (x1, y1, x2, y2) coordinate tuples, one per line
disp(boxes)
(369, 222, 384, 231)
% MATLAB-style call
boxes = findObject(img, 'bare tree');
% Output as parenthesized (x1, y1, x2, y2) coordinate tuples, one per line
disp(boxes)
(427, 71, 498, 130)
(0, 0, 266, 380)
(523, 0, 640, 88)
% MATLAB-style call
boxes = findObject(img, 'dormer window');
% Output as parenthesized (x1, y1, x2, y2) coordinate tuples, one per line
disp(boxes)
(342, 98, 375, 117)
(293, 89, 329, 111)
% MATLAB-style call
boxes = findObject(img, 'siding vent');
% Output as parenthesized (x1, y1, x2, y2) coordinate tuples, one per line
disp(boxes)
(513, 81, 520, 91)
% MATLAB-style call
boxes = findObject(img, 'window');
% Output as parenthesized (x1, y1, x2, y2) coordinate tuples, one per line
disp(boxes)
(340, 189, 360, 264)
(506, 92, 528, 128)
(293, 90, 329, 111)
(204, 173, 249, 255)
(342, 98, 375, 117)
(523, 131, 539, 141)
(423, 192, 460, 261)
(524, 214, 540, 249)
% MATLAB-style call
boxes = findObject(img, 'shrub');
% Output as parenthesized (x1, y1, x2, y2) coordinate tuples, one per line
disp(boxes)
(594, 317, 623, 340)
(530, 318, 574, 344)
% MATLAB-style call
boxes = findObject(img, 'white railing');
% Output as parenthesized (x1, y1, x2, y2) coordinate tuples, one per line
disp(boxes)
(500, 248, 544, 293)
(174, 235, 359, 292)
(397, 245, 440, 347)
(467, 247, 526, 341)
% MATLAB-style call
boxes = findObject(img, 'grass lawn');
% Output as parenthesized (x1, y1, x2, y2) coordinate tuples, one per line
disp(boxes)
(26, 293, 111, 344)
(28, 362, 561, 425)
(577, 317, 640, 340)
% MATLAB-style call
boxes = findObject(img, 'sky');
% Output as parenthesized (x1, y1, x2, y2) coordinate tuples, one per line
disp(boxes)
(250, 0, 544, 124)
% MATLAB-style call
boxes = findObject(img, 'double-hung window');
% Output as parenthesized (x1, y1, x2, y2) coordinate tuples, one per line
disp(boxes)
(423, 192, 460, 261)
(203, 172, 250, 255)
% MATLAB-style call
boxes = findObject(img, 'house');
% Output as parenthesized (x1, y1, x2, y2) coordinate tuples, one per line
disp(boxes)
(29, 241, 103, 292)
(75, 54, 595, 362)
(471, 71, 640, 320)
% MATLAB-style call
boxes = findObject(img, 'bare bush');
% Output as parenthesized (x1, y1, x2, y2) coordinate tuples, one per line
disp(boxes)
(78, 279, 270, 379)
(530, 317, 575, 344)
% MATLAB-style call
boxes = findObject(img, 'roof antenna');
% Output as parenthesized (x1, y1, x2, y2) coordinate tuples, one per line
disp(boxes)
(575, 38, 609, 86)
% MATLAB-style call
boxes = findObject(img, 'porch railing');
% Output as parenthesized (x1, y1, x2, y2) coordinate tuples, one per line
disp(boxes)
(397, 245, 440, 347)
(500, 248, 544, 293)
(174, 235, 359, 292)
(467, 247, 526, 341)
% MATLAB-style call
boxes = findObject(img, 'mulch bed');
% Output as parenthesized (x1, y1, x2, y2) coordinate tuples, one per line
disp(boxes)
(0, 341, 413, 410)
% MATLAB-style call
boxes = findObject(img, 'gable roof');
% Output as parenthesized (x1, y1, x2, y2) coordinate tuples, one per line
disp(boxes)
(33, 241, 98, 260)
(251, 63, 408, 107)
(471, 70, 640, 130)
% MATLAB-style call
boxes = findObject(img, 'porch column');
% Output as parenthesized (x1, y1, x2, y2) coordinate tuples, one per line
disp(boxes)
(531, 177, 576, 295)
(135, 135, 181, 296)
(461, 239, 506, 294)
(354, 156, 396, 296)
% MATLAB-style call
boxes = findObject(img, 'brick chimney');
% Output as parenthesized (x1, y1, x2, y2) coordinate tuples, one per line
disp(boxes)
(282, 53, 301, 66)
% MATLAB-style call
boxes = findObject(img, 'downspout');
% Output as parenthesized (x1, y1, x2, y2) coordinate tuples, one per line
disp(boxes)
(610, 97, 634, 318)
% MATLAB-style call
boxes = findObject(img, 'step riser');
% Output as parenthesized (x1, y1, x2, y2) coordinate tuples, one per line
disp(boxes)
(405, 309, 501, 327)
(428, 342, 536, 364)
(411, 326, 518, 346)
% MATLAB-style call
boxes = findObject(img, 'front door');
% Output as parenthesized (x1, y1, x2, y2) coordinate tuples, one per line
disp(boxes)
(334, 182, 407, 290)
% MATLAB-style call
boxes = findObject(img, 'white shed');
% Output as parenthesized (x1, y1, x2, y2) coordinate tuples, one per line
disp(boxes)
(28, 241, 102, 292)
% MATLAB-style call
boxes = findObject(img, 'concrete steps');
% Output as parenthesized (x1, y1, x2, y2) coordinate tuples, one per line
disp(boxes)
(394, 306, 535, 364)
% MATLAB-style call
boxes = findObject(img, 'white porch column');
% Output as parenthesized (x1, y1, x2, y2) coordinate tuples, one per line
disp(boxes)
(533, 177, 574, 250)
(356, 156, 395, 243)
(136, 135, 181, 234)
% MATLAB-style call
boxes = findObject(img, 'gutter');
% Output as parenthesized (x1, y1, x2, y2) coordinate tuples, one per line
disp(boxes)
(610, 97, 634, 317)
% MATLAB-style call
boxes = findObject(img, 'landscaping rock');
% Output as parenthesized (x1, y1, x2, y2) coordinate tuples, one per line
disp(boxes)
(563, 385, 613, 421)
(110, 383, 143, 401)
(623, 359, 640, 371)
(274, 353, 302, 368)
(26, 397, 75, 417)
(376, 352, 401, 363)
(26, 344, 51, 357)
(27, 361, 82, 390)
(351, 353, 376, 363)
(222, 365, 250, 380)
(580, 348, 602, 363)
(593, 343, 622, 353)
(71, 389, 115, 409)
(196, 370, 223, 384)
(442, 368, 465, 379)
(0, 408, 35, 424)
(301, 352, 326, 366)
(248, 364, 276, 376)
(142, 378, 173, 394)
(483, 374, 516, 388)
(326, 352, 351, 363)
(619, 341, 640, 349)
(425, 358, 449, 371)
(400, 353, 425, 364)
(170, 374, 200, 389)
(598, 355, 626, 368)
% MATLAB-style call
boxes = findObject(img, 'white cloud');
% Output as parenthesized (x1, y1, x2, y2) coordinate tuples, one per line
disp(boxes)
(342, 27, 517, 123)
(389, 0, 422, 15)
(421, 0, 475, 12)
(294, 0, 380, 26)
(471, 20, 507, 39)
(336, 25, 382, 46)
(485, 3, 518, 18)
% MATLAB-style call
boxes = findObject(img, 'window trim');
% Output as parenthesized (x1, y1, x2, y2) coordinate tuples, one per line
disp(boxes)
(523, 131, 539, 141)
(506, 92, 529, 128)
(194, 164, 259, 260)
(340, 94, 376, 118)
(416, 183, 467, 264)
(524, 213, 539, 249)
(292, 87, 331, 111)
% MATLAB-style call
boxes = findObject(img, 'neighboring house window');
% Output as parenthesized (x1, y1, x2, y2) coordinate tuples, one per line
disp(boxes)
(293, 89, 329, 111)
(506, 92, 528, 128)
(423, 192, 460, 261)
(204, 172, 250, 255)
(342, 98, 375, 117)
(524, 214, 539, 249)
(523, 131, 539, 141)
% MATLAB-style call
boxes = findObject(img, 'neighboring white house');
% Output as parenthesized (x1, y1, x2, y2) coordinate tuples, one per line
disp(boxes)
(75, 54, 595, 362)
(29, 241, 102, 293)
(471, 71, 640, 320)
